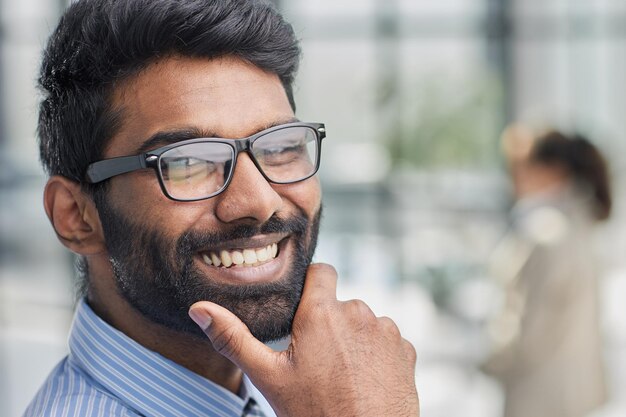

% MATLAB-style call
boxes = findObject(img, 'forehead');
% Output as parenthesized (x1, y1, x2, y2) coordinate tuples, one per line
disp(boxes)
(105, 55, 295, 157)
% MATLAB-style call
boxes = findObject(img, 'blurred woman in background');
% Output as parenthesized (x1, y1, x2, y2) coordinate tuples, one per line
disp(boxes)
(484, 127, 611, 417)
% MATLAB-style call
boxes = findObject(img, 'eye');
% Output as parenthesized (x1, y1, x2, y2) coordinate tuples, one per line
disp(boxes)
(262, 144, 307, 165)
(162, 157, 217, 181)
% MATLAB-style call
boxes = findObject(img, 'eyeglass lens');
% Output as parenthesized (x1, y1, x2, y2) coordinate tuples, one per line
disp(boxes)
(158, 125, 319, 200)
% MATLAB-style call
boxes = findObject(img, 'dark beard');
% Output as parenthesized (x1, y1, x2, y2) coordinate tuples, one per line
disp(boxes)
(96, 197, 321, 343)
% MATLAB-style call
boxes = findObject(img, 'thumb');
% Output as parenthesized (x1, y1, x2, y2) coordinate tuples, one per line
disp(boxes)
(188, 301, 279, 377)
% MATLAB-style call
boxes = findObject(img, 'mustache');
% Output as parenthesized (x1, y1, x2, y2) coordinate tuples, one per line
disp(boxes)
(177, 212, 309, 254)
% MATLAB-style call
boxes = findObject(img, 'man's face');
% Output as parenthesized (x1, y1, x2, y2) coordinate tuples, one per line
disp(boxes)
(96, 56, 322, 342)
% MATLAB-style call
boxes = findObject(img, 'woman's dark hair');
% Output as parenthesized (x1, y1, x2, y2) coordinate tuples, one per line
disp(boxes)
(530, 131, 612, 220)
(38, 0, 301, 184)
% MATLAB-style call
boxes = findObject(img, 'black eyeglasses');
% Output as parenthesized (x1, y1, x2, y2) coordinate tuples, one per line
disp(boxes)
(85, 122, 326, 202)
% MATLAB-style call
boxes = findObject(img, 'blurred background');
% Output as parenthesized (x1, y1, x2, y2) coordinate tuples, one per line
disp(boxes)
(1, 0, 625, 416)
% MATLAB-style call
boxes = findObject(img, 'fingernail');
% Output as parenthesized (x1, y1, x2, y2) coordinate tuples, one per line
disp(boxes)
(188, 307, 213, 331)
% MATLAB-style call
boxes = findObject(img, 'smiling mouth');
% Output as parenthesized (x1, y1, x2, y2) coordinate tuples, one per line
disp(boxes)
(200, 241, 281, 268)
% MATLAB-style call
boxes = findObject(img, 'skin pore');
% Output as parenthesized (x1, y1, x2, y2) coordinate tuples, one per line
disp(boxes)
(63, 56, 323, 393)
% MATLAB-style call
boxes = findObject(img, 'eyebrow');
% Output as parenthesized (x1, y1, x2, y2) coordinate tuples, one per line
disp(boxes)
(135, 116, 301, 154)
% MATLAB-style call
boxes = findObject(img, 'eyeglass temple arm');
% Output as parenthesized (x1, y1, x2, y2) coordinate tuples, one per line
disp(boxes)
(85, 155, 149, 183)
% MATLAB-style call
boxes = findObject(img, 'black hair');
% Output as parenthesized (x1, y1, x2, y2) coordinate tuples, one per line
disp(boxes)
(38, 0, 301, 184)
(530, 131, 612, 221)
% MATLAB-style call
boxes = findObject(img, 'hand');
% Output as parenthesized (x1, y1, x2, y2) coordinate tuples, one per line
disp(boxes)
(189, 263, 419, 417)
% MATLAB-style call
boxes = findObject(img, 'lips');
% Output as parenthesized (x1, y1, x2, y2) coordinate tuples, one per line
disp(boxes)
(196, 233, 288, 268)
(192, 232, 294, 284)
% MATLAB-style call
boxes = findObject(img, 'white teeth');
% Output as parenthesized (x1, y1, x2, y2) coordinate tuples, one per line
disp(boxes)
(210, 253, 221, 267)
(256, 247, 268, 262)
(220, 250, 232, 267)
(203, 242, 280, 268)
(243, 249, 257, 265)
(231, 250, 244, 265)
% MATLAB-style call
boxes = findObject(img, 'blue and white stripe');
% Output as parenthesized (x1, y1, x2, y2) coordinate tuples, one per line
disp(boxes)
(23, 299, 272, 417)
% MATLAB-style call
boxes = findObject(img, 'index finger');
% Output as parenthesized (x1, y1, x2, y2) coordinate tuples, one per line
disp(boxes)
(300, 263, 338, 305)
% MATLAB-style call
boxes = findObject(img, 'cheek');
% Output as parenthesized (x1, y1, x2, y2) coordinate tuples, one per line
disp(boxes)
(279, 176, 322, 218)
(107, 174, 213, 231)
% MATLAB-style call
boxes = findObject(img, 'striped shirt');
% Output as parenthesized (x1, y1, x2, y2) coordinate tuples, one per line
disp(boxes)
(23, 299, 275, 417)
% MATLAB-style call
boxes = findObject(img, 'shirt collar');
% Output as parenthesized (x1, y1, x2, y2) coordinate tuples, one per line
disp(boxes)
(67, 299, 258, 417)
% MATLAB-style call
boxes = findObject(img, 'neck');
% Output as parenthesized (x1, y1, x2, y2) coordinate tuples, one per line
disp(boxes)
(85, 255, 243, 394)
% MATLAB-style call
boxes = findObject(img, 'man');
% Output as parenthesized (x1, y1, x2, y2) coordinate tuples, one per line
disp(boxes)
(26, 0, 419, 416)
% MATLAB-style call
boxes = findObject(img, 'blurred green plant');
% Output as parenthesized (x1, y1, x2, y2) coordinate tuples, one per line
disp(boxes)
(387, 73, 504, 170)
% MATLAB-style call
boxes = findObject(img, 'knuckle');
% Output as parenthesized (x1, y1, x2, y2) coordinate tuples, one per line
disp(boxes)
(354, 299, 373, 315)
(378, 316, 401, 337)
(345, 299, 375, 321)
(403, 339, 418, 363)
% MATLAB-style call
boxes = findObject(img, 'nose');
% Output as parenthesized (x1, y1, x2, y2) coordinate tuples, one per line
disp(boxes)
(214, 152, 282, 224)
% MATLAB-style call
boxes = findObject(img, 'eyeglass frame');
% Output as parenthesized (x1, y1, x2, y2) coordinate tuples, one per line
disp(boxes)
(85, 121, 326, 202)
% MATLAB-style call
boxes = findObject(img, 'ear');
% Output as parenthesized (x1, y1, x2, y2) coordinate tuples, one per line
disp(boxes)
(43, 176, 107, 256)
